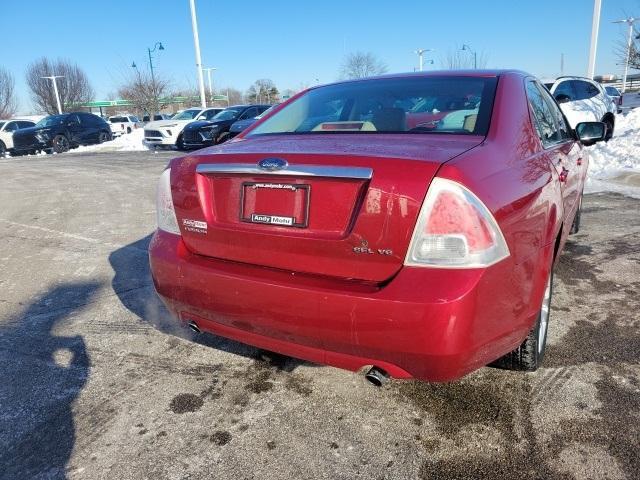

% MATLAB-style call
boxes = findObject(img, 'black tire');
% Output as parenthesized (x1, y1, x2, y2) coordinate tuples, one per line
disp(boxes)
(176, 134, 185, 151)
(51, 134, 70, 154)
(215, 132, 231, 144)
(491, 270, 553, 371)
(570, 193, 582, 234)
(127, 127, 132, 134)
(604, 117, 614, 142)
(98, 131, 110, 144)
(0, 141, 6, 158)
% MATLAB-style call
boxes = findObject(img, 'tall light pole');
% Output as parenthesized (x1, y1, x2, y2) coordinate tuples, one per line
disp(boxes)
(414, 48, 433, 71)
(587, 0, 602, 79)
(41, 75, 64, 114)
(189, 0, 207, 109)
(147, 42, 164, 86)
(461, 44, 477, 69)
(203, 67, 217, 104)
(613, 17, 638, 93)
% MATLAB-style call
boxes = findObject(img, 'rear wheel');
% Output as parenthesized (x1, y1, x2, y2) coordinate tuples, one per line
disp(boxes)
(570, 192, 583, 234)
(98, 131, 110, 143)
(492, 270, 553, 371)
(51, 134, 70, 154)
(127, 127, 132, 134)
(0, 141, 6, 157)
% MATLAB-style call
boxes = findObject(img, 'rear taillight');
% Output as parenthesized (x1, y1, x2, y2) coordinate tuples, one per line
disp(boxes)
(156, 168, 181, 235)
(404, 178, 509, 268)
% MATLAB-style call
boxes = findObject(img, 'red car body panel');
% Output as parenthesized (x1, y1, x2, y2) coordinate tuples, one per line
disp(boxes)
(149, 70, 588, 382)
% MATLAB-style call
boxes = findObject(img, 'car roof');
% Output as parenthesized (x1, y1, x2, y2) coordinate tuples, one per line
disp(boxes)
(309, 69, 532, 89)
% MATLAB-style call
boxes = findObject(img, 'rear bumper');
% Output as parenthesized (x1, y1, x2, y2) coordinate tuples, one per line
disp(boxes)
(149, 230, 541, 382)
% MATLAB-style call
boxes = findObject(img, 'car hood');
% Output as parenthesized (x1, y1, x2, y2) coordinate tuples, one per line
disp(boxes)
(230, 119, 256, 131)
(184, 119, 234, 130)
(13, 126, 52, 137)
(145, 119, 193, 129)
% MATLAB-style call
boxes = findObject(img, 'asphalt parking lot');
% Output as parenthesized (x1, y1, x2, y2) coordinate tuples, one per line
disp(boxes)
(1, 151, 638, 480)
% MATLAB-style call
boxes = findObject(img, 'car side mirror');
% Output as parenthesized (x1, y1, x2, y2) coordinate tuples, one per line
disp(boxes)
(555, 94, 571, 104)
(575, 121, 606, 146)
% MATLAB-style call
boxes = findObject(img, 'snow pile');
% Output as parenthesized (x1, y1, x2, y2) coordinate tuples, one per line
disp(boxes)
(70, 128, 149, 153)
(585, 108, 640, 197)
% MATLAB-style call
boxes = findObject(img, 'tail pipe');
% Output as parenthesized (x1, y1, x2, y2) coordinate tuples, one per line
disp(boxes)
(365, 366, 390, 387)
(187, 321, 201, 334)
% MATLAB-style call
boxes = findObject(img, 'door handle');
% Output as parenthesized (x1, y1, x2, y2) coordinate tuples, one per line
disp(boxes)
(559, 167, 569, 183)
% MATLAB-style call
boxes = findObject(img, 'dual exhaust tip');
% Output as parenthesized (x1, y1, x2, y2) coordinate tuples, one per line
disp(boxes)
(187, 320, 389, 386)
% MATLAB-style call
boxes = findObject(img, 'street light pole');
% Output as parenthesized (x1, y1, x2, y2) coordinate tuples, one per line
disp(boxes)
(461, 44, 477, 69)
(147, 42, 164, 86)
(203, 67, 216, 103)
(613, 17, 638, 93)
(41, 75, 64, 114)
(414, 48, 433, 71)
(189, 0, 207, 109)
(587, 0, 602, 79)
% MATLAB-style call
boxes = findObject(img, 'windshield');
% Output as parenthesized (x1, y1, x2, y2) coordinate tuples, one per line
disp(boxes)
(171, 109, 201, 120)
(248, 76, 497, 136)
(35, 115, 68, 128)
(212, 109, 242, 121)
(605, 87, 619, 96)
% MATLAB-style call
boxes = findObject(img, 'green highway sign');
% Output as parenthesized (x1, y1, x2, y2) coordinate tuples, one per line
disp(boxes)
(213, 95, 228, 101)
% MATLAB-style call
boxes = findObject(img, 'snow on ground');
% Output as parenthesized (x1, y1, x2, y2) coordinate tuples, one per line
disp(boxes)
(69, 128, 149, 153)
(585, 107, 640, 198)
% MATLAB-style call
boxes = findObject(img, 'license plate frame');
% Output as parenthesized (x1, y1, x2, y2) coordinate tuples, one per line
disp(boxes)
(240, 182, 311, 228)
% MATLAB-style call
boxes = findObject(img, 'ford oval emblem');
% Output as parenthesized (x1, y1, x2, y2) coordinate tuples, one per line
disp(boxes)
(258, 158, 288, 171)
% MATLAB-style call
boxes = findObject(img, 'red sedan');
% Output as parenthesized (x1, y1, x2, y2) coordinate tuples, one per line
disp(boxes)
(149, 70, 606, 383)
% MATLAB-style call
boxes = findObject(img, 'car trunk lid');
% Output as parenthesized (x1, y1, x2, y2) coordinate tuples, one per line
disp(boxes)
(170, 134, 482, 282)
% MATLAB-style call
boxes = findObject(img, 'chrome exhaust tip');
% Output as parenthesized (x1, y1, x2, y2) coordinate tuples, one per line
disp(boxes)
(365, 366, 389, 387)
(187, 321, 201, 334)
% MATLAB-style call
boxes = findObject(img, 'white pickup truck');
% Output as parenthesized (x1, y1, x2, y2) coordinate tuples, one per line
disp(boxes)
(108, 115, 141, 137)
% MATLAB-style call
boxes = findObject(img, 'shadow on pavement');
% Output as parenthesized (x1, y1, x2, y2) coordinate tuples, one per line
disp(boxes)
(0, 281, 100, 480)
(108, 233, 311, 371)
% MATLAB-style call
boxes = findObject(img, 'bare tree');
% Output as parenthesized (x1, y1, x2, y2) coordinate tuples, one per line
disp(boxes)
(25, 58, 94, 114)
(246, 79, 279, 104)
(614, 32, 640, 71)
(0, 68, 18, 118)
(340, 52, 387, 79)
(118, 70, 170, 116)
(222, 87, 242, 105)
(442, 47, 488, 70)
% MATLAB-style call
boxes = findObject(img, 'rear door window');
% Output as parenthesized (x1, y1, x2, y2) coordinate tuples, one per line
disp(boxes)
(4, 122, 18, 132)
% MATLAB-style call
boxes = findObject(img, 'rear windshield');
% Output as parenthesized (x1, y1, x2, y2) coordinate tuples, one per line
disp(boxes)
(605, 87, 619, 96)
(110, 116, 128, 123)
(248, 76, 498, 137)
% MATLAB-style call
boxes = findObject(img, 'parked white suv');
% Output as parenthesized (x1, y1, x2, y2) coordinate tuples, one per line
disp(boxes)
(544, 77, 616, 140)
(143, 107, 222, 149)
(108, 115, 140, 137)
(0, 119, 36, 156)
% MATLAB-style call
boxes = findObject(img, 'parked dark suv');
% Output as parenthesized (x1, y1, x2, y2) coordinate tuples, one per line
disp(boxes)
(12, 112, 112, 154)
(180, 104, 271, 150)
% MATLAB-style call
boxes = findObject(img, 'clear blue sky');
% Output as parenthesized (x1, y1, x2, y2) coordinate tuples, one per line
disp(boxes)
(3, 0, 639, 113)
